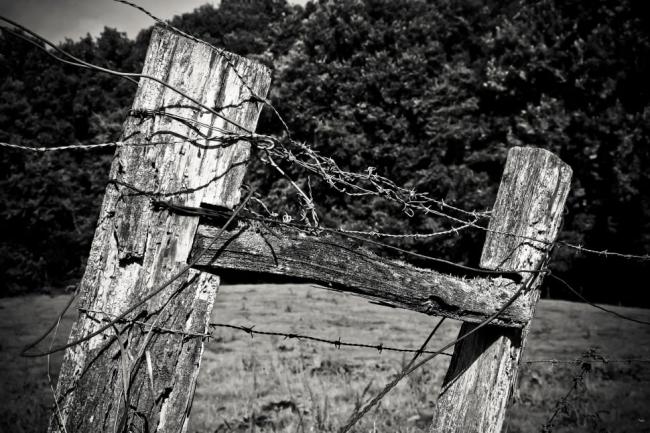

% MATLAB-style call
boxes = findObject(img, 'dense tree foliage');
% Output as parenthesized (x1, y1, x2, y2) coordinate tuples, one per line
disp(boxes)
(1, 0, 648, 306)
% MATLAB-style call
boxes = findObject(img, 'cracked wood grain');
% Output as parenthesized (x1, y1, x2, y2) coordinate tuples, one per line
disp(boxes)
(50, 26, 271, 433)
(191, 223, 531, 327)
(430, 147, 572, 433)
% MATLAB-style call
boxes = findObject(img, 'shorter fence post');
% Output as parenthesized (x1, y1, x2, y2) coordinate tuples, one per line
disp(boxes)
(430, 146, 572, 433)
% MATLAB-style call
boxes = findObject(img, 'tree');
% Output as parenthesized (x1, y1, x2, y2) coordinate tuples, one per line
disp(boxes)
(1, 0, 649, 306)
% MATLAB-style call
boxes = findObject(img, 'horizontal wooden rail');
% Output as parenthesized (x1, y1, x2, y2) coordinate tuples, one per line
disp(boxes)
(190, 223, 532, 327)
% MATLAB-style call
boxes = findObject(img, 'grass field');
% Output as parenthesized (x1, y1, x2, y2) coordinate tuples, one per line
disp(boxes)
(1, 284, 650, 433)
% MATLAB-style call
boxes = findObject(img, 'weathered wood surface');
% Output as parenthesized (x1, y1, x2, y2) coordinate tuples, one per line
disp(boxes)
(51, 26, 271, 433)
(191, 223, 531, 327)
(430, 147, 572, 433)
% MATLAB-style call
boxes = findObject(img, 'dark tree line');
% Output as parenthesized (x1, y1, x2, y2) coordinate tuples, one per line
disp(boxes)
(1, 0, 649, 306)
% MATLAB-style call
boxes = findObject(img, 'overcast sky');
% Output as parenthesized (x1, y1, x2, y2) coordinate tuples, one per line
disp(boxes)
(0, 0, 306, 43)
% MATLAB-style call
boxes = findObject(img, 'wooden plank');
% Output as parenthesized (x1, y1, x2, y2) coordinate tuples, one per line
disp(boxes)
(430, 147, 572, 433)
(51, 26, 271, 433)
(191, 223, 532, 327)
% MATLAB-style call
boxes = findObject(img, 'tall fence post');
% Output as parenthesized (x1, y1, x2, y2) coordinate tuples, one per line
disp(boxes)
(430, 147, 572, 432)
(50, 26, 271, 432)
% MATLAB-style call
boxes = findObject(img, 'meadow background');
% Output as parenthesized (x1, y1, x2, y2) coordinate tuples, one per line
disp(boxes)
(2, 284, 650, 433)
(2, 1, 650, 432)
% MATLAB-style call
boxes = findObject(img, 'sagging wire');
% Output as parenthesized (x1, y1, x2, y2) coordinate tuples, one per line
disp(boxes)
(20, 189, 254, 357)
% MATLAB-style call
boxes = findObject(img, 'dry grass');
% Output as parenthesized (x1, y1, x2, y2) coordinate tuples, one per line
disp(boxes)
(1, 283, 649, 432)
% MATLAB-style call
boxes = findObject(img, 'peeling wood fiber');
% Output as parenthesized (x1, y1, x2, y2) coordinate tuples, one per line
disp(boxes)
(50, 26, 271, 433)
(192, 223, 532, 327)
(430, 147, 572, 433)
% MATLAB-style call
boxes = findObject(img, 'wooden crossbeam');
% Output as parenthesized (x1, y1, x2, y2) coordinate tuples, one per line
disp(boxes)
(190, 223, 532, 327)
(48, 22, 572, 433)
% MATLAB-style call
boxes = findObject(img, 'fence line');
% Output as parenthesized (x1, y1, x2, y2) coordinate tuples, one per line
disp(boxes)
(27, 289, 650, 366)
(548, 273, 650, 326)
(1, 5, 649, 433)
(541, 354, 593, 433)
(20, 191, 254, 358)
(38, 290, 648, 433)
(2, 15, 650, 261)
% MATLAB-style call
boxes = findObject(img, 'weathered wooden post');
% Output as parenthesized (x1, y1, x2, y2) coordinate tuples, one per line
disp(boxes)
(430, 147, 572, 432)
(51, 26, 270, 432)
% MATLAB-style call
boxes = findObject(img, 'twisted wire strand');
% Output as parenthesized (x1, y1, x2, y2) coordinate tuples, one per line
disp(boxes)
(3, 10, 650, 261)
(112, 0, 268, 105)
(542, 353, 593, 432)
(110, 0, 493, 226)
(548, 272, 650, 326)
(0, 16, 253, 133)
(2, 6, 647, 433)
(152, 201, 530, 279)
(20, 190, 254, 357)
(39, 298, 650, 365)
(109, 1, 650, 262)
(557, 241, 650, 261)
(1, 140, 131, 152)
(338, 282, 528, 433)
(336, 217, 479, 239)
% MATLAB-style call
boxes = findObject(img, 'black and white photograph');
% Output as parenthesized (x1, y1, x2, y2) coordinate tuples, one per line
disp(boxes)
(1, 1, 649, 432)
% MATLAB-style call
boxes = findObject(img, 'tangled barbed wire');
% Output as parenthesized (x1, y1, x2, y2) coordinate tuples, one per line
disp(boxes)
(2, 3, 650, 432)
(541, 349, 596, 433)
(1, 12, 649, 261)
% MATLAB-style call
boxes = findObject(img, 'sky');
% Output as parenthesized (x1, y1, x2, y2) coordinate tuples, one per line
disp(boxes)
(0, 0, 306, 43)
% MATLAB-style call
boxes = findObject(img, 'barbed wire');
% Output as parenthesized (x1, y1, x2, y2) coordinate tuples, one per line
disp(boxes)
(109, 0, 495, 227)
(155, 197, 650, 315)
(338, 281, 529, 433)
(525, 357, 650, 365)
(0, 17, 253, 134)
(152, 200, 529, 280)
(0, 129, 277, 155)
(548, 272, 650, 326)
(109, 1, 650, 262)
(2, 5, 648, 433)
(2, 14, 650, 261)
(73, 308, 456, 357)
(0, 23, 140, 84)
(20, 189, 254, 357)
(335, 217, 479, 239)
(111, 0, 267, 106)
(209, 322, 454, 356)
(4, 134, 647, 258)
(211, 322, 650, 365)
(541, 349, 594, 433)
(556, 241, 650, 261)
(5, 130, 648, 260)
(27, 287, 650, 433)
(0, 141, 125, 152)
(36, 293, 650, 367)
(46, 300, 69, 433)
(44, 300, 650, 432)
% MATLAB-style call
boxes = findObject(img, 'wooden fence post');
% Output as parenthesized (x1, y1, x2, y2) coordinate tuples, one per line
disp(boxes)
(50, 27, 270, 432)
(430, 147, 572, 432)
